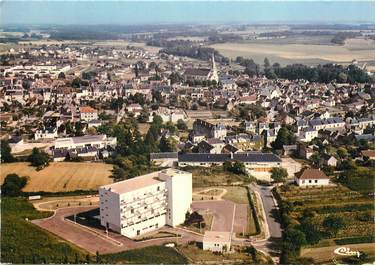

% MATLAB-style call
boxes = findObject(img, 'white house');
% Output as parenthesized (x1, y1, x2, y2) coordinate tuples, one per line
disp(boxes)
(34, 127, 58, 140)
(99, 168, 192, 238)
(79, 106, 98, 122)
(203, 231, 231, 253)
(295, 168, 330, 186)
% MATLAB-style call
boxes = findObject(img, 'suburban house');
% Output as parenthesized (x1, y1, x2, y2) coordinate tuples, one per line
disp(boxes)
(34, 127, 58, 140)
(79, 106, 98, 122)
(361, 150, 375, 160)
(203, 231, 231, 253)
(321, 154, 338, 167)
(193, 119, 227, 140)
(197, 138, 225, 154)
(295, 168, 330, 186)
(99, 168, 192, 238)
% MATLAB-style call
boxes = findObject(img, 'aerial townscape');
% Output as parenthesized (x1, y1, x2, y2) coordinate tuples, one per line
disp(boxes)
(0, 1, 375, 265)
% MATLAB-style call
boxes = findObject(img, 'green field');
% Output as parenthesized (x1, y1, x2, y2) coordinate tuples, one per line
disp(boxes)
(1, 198, 86, 264)
(337, 167, 375, 194)
(180, 166, 250, 188)
(101, 246, 188, 264)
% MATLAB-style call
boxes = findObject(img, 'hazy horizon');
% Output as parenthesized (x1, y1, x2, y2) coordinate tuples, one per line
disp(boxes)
(1, 1, 375, 26)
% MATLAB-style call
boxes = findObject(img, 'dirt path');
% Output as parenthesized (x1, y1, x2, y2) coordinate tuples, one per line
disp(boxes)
(193, 187, 227, 200)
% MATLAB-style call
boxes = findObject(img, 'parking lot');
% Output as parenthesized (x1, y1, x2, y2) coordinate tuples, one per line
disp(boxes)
(191, 200, 247, 234)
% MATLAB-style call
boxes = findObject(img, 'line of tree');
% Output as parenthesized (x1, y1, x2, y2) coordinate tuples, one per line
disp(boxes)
(236, 56, 372, 83)
(266, 62, 372, 84)
(153, 40, 229, 64)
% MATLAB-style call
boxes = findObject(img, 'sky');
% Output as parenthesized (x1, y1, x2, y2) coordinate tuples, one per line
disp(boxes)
(1, 1, 375, 25)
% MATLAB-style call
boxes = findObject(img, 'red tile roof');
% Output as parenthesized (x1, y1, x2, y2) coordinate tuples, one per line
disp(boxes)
(80, 106, 97, 113)
(298, 168, 329, 180)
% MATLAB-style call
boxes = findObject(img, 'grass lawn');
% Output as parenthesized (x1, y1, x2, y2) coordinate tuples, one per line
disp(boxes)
(1, 197, 87, 264)
(222, 186, 249, 204)
(0, 162, 113, 192)
(101, 246, 188, 264)
(181, 166, 250, 188)
(134, 231, 181, 241)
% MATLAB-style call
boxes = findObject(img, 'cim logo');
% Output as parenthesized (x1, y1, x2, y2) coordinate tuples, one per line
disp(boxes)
(334, 247, 360, 257)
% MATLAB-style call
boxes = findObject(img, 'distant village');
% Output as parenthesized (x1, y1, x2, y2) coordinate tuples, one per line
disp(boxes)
(1, 40, 375, 263)
(1, 43, 374, 181)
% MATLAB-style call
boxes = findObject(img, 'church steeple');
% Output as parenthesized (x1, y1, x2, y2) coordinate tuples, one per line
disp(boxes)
(210, 53, 218, 82)
(212, 53, 216, 73)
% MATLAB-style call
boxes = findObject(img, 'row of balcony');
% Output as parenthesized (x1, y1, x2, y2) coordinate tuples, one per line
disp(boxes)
(121, 212, 167, 228)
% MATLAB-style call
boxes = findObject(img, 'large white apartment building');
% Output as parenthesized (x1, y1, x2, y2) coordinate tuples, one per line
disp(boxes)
(99, 168, 192, 238)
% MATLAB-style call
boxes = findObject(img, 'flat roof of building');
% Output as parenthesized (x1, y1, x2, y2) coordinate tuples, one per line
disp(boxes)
(100, 168, 190, 194)
(203, 231, 232, 243)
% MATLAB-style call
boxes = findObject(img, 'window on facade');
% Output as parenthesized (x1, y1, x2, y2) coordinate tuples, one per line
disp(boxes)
(315, 180, 318, 183)
(131, 209, 134, 214)
(309, 180, 312, 183)
(157, 186, 160, 191)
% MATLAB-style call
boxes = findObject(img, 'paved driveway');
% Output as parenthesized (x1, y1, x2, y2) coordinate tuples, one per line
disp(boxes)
(32, 206, 202, 254)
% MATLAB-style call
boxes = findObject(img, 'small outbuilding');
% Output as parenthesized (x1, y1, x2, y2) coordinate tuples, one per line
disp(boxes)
(202, 231, 231, 253)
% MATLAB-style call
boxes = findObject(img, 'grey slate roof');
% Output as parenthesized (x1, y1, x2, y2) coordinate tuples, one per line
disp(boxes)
(178, 152, 281, 163)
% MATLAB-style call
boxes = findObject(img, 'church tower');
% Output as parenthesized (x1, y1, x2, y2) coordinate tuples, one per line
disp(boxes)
(209, 53, 219, 83)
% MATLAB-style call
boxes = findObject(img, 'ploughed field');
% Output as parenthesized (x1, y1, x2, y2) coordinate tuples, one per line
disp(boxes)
(0, 162, 114, 192)
(210, 38, 375, 66)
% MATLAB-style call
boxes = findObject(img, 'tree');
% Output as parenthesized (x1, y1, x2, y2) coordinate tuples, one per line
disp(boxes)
(323, 215, 345, 236)
(223, 160, 247, 175)
(271, 127, 296, 150)
(1, 140, 16, 163)
(159, 136, 177, 152)
(112, 166, 126, 181)
(264, 57, 270, 69)
(28, 148, 50, 168)
(176, 119, 188, 131)
(299, 218, 322, 245)
(85, 254, 91, 264)
(337, 147, 348, 159)
(71, 77, 81, 88)
(1, 174, 28, 196)
(271, 167, 288, 183)
(96, 251, 101, 263)
(283, 228, 307, 254)
(58, 72, 65, 79)
(310, 153, 321, 167)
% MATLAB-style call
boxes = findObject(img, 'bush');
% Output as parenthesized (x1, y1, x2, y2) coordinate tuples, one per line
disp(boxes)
(335, 236, 375, 245)
(1, 174, 28, 197)
(28, 148, 49, 168)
